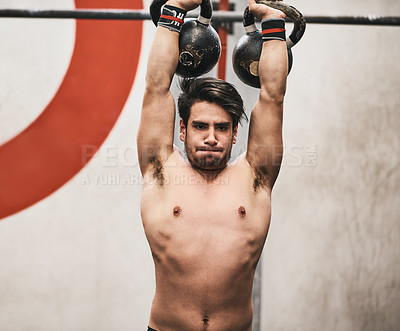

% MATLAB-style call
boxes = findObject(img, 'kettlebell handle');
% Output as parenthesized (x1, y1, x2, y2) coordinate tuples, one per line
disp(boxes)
(150, 0, 213, 27)
(247, 0, 306, 48)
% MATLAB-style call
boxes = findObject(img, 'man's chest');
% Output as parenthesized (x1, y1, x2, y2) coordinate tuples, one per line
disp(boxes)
(142, 176, 271, 237)
(141, 181, 272, 271)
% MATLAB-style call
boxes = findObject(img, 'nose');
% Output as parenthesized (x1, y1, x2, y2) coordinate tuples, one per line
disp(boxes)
(204, 127, 217, 145)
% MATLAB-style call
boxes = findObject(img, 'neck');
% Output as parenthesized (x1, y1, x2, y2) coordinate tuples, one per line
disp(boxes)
(192, 165, 227, 183)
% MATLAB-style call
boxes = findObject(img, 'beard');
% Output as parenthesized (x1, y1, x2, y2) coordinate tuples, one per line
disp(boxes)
(184, 141, 232, 172)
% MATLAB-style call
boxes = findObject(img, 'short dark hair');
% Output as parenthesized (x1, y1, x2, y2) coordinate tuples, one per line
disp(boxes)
(177, 77, 247, 128)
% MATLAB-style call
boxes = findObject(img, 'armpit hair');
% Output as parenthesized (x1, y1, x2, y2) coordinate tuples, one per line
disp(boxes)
(149, 154, 165, 187)
(253, 165, 270, 191)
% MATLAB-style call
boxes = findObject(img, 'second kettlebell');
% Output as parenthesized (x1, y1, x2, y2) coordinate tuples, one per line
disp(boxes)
(232, 1, 306, 88)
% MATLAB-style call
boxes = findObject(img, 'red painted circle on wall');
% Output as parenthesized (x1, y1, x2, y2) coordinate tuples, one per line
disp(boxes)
(0, 0, 143, 220)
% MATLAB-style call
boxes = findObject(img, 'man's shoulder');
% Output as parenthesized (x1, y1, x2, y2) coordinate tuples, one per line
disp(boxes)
(227, 152, 252, 173)
(228, 153, 273, 194)
(163, 146, 191, 173)
(222, 153, 254, 184)
(141, 146, 188, 186)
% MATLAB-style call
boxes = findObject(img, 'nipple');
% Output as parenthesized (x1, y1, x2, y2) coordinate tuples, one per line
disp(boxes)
(238, 206, 246, 218)
(173, 206, 182, 217)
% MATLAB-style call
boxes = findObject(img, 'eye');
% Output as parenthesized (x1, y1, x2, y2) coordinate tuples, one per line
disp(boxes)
(194, 124, 206, 130)
(216, 126, 229, 132)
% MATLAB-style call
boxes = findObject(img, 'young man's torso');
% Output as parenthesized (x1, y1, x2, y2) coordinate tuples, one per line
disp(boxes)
(140, 149, 272, 331)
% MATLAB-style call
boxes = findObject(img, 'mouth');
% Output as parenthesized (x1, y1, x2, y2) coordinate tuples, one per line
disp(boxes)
(196, 148, 223, 153)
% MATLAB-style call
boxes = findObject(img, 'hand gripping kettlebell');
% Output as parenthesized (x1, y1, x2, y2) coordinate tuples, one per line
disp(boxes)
(232, 0, 306, 88)
(150, 0, 221, 77)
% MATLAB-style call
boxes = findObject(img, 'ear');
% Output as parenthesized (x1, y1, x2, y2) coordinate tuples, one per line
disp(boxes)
(232, 125, 238, 144)
(179, 118, 186, 142)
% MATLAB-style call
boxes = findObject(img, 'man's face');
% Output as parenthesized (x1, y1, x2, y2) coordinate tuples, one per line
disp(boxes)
(179, 101, 238, 172)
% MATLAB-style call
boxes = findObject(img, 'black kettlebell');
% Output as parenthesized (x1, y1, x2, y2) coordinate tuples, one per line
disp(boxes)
(232, 0, 306, 88)
(150, 0, 221, 77)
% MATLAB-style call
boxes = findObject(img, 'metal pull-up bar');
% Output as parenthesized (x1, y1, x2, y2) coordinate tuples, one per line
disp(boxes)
(0, 9, 399, 26)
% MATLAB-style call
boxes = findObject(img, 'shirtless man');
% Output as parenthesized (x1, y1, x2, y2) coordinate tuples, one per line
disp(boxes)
(137, 0, 288, 329)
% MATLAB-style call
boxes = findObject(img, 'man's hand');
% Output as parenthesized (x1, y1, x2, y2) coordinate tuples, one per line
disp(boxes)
(248, 0, 285, 21)
(165, 0, 202, 12)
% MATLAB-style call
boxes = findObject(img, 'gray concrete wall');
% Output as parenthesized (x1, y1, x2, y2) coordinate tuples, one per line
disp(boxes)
(256, 1, 400, 330)
(0, 0, 399, 330)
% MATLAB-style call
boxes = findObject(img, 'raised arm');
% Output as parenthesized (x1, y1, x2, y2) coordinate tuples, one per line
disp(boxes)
(137, 0, 200, 175)
(246, 0, 288, 189)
